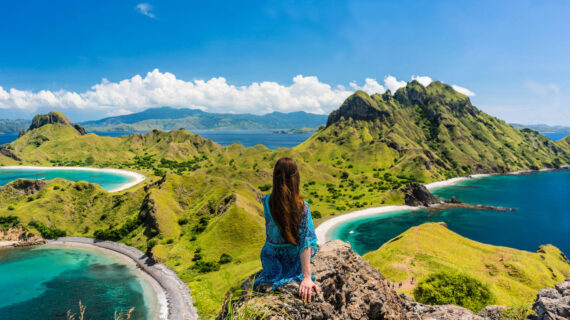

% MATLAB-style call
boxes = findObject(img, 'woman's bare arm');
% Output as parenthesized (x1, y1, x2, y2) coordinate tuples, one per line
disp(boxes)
(299, 247, 318, 302)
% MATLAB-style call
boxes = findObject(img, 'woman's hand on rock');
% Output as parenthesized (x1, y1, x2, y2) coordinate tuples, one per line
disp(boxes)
(299, 278, 318, 302)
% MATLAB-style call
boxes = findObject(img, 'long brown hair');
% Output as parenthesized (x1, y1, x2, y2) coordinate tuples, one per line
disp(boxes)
(269, 157, 304, 245)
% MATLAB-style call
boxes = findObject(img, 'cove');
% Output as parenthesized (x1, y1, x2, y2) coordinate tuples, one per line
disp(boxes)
(0, 245, 158, 320)
(330, 170, 570, 256)
(0, 167, 145, 192)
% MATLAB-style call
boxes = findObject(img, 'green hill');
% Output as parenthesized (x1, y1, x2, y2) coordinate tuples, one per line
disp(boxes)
(1, 81, 569, 317)
(80, 107, 327, 131)
(364, 222, 570, 306)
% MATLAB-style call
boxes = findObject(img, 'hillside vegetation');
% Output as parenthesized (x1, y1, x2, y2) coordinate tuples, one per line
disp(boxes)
(364, 222, 570, 306)
(1, 80, 569, 317)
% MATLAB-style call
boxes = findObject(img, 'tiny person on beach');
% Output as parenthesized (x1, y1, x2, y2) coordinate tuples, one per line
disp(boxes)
(254, 157, 319, 302)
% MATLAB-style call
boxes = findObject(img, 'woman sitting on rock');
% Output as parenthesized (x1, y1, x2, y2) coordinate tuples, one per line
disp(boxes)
(254, 157, 319, 302)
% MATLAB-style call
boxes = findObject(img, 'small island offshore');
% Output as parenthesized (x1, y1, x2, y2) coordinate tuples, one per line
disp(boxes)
(1, 80, 570, 319)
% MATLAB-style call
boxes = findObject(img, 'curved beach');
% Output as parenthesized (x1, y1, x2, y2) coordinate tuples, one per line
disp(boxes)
(48, 237, 198, 320)
(315, 173, 491, 245)
(0, 166, 146, 192)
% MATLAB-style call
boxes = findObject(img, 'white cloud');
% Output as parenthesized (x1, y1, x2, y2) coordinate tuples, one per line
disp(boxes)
(411, 75, 433, 87)
(384, 76, 407, 93)
(136, 3, 156, 19)
(0, 71, 478, 118)
(349, 78, 385, 95)
(451, 84, 476, 97)
(0, 70, 355, 116)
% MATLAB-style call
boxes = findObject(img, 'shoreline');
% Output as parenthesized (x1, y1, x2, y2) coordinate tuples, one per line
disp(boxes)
(0, 166, 146, 192)
(45, 241, 168, 320)
(316, 167, 569, 245)
(47, 237, 198, 320)
(0, 240, 17, 248)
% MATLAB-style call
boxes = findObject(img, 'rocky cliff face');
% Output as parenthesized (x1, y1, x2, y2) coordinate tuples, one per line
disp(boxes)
(218, 241, 570, 320)
(218, 241, 503, 320)
(28, 111, 86, 135)
(404, 183, 442, 207)
(326, 91, 391, 127)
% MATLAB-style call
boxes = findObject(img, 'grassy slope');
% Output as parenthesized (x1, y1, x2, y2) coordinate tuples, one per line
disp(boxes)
(364, 222, 570, 306)
(1, 82, 570, 316)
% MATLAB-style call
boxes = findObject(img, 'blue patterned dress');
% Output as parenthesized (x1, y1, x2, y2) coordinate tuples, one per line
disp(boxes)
(254, 194, 318, 289)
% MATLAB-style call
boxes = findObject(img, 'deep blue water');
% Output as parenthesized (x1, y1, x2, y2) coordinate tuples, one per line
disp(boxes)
(0, 168, 134, 191)
(0, 132, 18, 145)
(93, 130, 314, 149)
(542, 132, 570, 141)
(0, 130, 314, 149)
(0, 246, 156, 320)
(331, 170, 570, 256)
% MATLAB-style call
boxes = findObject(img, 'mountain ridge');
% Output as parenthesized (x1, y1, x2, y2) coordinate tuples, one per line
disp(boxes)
(80, 107, 327, 131)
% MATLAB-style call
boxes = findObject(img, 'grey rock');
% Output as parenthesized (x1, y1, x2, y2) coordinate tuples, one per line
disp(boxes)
(529, 279, 570, 320)
(218, 240, 498, 320)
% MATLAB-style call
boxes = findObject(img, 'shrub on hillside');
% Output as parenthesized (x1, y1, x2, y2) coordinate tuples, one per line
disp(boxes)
(258, 184, 272, 192)
(413, 271, 495, 312)
(192, 260, 220, 273)
(28, 221, 66, 239)
(0, 215, 20, 230)
(219, 253, 233, 264)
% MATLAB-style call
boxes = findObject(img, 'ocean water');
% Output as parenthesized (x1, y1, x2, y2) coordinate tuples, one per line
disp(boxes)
(0, 168, 134, 191)
(93, 130, 314, 149)
(0, 130, 314, 149)
(331, 170, 570, 256)
(542, 132, 570, 141)
(0, 246, 156, 320)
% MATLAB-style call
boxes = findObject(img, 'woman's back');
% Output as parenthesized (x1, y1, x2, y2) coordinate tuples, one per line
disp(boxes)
(255, 194, 318, 289)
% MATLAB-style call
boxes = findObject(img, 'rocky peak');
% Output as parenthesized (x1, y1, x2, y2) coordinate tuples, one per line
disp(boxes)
(326, 91, 390, 127)
(28, 111, 86, 135)
(394, 80, 427, 106)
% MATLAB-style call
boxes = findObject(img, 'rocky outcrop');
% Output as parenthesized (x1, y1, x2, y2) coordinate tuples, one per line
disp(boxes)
(326, 91, 390, 127)
(218, 240, 497, 320)
(404, 183, 441, 206)
(527, 279, 570, 320)
(27, 111, 86, 135)
(404, 182, 515, 212)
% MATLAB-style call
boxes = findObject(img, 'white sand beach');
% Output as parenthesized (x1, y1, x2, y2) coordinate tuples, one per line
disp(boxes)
(0, 166, 145, 192)
(315, 173, 493, 245)
(315, 205, 420, 245)
(0, 241, 17, 248)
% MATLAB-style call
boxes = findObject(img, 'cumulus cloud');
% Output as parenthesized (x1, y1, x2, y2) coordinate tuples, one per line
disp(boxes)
(411, 75, 433, 87)
(136, 3, 155, 19)
(451, 84, 476, 97)
(349, 78, 385, 95)
(0, 71, 478, 118)
(0, 70, 356, 116)
(383, 76, 407, 93)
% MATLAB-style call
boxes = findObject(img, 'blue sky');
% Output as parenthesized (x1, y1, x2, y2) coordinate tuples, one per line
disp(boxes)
(0, 0, 569, 124)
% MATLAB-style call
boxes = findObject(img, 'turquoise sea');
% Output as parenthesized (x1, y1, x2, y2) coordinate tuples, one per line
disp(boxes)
(0, 246, 156, 320)
(331, 170, 570, 256)
(0, 168, 135, 191)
